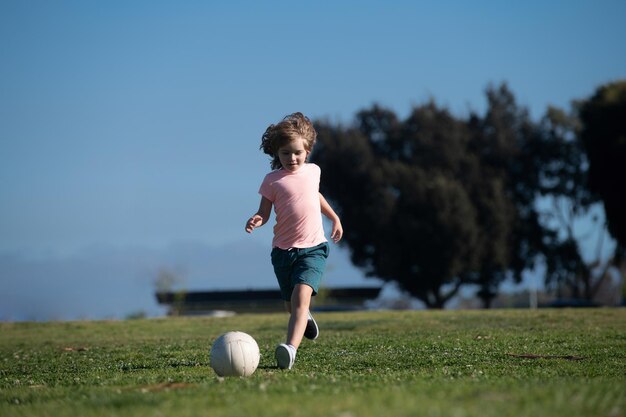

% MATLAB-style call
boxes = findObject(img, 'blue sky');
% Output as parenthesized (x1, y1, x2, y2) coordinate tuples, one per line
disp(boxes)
(1, 1, 624, 320)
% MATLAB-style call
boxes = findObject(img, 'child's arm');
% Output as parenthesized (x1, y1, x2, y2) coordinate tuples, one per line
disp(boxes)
(245, 196, 272, 233)
(320, 193, 343, 243)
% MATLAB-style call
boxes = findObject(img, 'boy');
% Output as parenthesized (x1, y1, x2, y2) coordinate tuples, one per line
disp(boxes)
(245, 112, 342, 369)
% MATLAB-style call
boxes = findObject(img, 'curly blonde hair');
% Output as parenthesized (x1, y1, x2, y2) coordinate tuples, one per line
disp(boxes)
(260, 112, 317, 170)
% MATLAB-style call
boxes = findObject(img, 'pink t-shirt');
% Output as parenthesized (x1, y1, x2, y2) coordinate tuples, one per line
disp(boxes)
(259, 163, 327, 250)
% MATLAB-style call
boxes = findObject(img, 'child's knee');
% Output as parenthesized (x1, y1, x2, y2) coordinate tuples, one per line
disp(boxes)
(294, 283, 313, 296)
(290, 284, 313, 305)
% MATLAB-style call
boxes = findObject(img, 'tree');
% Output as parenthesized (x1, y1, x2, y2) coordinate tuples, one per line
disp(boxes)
(578, 81, 626, 254)
(312, 83, 612, 308)
(534, 105, 604, 299)
(312, 100, 517, 308)
(461, 85, 611, 303)
(464, 85, 546, 306)
(313, 82, 624, 307)
(463, 85, 605, 302)
(577, 80, 626, 302)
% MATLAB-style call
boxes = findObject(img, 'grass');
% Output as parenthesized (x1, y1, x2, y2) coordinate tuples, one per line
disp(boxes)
(1, 308, 625, 417)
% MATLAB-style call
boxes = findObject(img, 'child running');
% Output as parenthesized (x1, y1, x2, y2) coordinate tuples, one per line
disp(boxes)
(245, 112, 343, 370)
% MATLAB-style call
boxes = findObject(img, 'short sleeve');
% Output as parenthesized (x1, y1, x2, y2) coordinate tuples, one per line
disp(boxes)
(258, 174, 275, 202)
(312, 164, 321, 188)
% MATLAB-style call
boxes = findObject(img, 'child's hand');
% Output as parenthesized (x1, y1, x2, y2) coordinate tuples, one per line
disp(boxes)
(245, 215, 263, 233)
(330, 220, 343, 243)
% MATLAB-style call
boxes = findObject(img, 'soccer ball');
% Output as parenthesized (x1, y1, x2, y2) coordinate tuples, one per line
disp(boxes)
(210, 331, 260, 377)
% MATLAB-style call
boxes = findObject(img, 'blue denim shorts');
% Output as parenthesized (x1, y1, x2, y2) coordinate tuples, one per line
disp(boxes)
(271, 242, 330, 301)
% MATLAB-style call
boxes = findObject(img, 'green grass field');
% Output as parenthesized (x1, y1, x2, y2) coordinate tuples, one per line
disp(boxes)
(1, 309, 624, 417)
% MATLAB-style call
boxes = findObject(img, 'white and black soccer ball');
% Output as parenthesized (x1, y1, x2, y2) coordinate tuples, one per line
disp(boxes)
(210, 331, 260, 377)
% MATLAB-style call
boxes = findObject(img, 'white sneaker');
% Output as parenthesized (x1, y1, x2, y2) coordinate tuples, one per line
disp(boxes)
(275, 343, 296, 370)
(304, 310, 319, 340)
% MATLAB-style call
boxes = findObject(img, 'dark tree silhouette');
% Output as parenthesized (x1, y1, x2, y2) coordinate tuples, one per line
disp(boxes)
(312, 97, 518, 308)
(312, 83, 600, 308)
(577, 80, 626, 301)
(579, 80, 626, 254)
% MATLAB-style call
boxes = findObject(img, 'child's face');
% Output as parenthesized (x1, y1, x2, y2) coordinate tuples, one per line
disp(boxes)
(277, 137, 309, 172)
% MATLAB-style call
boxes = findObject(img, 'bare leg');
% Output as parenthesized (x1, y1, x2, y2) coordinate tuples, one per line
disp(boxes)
(285, 284, 313, 350)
